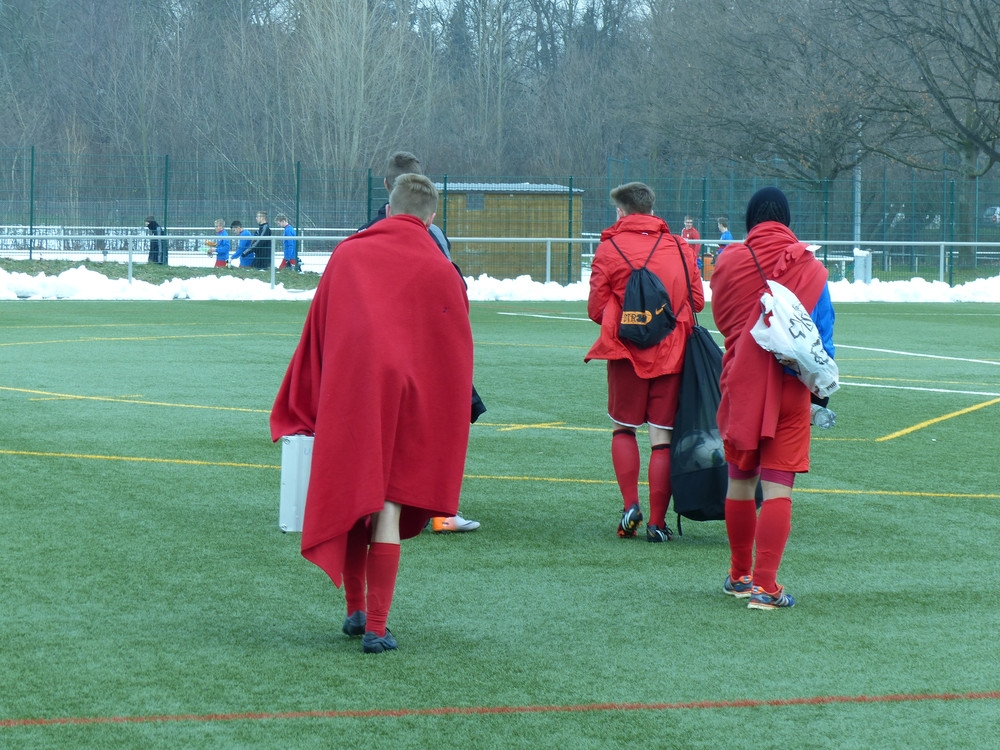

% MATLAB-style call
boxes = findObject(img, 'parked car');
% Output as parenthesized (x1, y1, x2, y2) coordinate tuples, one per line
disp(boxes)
(981, 206, 1000, 225)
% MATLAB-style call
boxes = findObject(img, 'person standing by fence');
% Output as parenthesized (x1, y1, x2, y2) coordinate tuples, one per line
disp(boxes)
(276, 214, 298, 270)
(716, 216, 733, 256)
(682, 215, 703, 275)
(144, 215, 167, 265)
(229, 221, 253, 267)
(205, 219, 231, 267)
(247, 210, 271, 269)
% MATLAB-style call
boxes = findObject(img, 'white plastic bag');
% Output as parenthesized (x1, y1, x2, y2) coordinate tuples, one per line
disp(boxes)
(750, 280, 839, 399)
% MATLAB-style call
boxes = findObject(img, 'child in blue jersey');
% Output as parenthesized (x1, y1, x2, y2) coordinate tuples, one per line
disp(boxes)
(230, 220, 254, 267)
(276, 214, 299, 270)
(205, 219, 231, 267)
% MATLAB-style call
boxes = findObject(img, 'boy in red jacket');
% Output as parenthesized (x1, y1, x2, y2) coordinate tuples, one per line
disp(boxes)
(585, 183, 704, 542)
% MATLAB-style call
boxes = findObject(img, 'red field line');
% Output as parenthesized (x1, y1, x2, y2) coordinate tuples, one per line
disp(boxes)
(3, 691, 999, 728)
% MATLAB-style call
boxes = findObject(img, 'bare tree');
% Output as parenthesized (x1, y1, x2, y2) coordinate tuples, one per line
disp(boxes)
(284, 0, 436, 175)
(835, 0, 1000, 245)
(651, 0, 871, 183)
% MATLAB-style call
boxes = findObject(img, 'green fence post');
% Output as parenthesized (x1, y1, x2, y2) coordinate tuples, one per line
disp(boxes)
(294, 161, 301, 230)
(823, 178, 830, 246)
(948, 179, 955, 286)
(700, 176, 708, 244)
(28, 145, 35, 261)
(441, 174, 448, 236)
(366, 168, 373, 223)
(567, 177, 574, 284)
(162, 155, 169, 232)
(294, 161, 302, 267)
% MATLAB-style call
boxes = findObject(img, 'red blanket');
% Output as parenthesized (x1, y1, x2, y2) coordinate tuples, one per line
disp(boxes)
(270, 214, 473, 585)
(710, 221, 828, 450)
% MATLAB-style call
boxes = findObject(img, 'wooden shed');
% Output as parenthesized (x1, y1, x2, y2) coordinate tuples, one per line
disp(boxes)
(436, 182, 584, 282)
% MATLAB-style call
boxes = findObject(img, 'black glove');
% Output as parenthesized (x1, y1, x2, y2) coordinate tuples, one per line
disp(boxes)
(471, 386, 487, 424)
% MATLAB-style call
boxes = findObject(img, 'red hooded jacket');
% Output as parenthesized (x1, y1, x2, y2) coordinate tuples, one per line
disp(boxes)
(585, 213, 704, 377)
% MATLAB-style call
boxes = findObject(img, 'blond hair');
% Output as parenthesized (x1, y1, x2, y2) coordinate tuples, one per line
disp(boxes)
(389, 173, 438, 222)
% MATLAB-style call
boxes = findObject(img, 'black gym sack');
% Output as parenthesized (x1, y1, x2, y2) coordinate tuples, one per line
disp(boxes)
(610, 233, 676, 348)
(669, 243, 761, 530)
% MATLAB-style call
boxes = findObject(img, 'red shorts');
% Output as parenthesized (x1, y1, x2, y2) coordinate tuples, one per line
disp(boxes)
(606, 359, 681, 429)
(214, 260, 227, 268)
(724, 374, 812, 473)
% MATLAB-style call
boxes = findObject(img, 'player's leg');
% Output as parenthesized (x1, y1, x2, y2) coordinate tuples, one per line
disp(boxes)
(645, 373, 681, 542)
(363, 501, 402, 652)
(607, 360, 645, 537)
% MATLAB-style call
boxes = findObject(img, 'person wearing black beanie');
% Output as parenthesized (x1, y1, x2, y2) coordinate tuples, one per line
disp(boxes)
(709, 185, 836, 611)
(744, 186, 791, 232)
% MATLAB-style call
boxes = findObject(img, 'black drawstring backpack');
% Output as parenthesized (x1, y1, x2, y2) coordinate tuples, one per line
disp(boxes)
(610, 233, 676, 348)
(670, 247, 761, 531)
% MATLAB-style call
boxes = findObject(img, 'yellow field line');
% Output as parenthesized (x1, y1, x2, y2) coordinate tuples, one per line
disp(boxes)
(876, 397, 1000, 442)
(0, 386, 268, 413)
(0, 332, 294, 347)
(5, 381, 995, 443)
(0, 449, 276, 469)
(2, 450, 996, 499)
(462, 474, 1000, 499)
(478, 421, 605, 433)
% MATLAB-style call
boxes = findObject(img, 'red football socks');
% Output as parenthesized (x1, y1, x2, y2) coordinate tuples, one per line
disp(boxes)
(648, 444, 671, 527)
(752, 496, 793, 593)
(364, 542, 401, 637)
(611, 429, 640, 509)
(343, 519, 370, 615)
(725, 498, 758, 580)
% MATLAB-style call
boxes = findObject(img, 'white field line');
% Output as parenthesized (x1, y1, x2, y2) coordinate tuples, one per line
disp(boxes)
(497, 311, 1000, 396)
(837, 344, 1000, 367)
(497, 312, 590, 321)
(839, 382, 1000, 398)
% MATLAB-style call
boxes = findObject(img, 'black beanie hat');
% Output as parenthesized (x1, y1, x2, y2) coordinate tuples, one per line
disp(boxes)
(745, 187, 791, 232)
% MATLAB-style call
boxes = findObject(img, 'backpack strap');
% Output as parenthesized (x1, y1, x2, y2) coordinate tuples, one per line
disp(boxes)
(609, 232, 663, 270)
(745, 242, 770, 290)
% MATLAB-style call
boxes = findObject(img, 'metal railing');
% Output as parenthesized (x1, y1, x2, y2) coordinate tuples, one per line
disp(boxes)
(2, 230, 999, 288)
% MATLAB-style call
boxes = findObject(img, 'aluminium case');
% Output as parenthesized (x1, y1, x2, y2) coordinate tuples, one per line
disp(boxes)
(279, 435, 313, 532)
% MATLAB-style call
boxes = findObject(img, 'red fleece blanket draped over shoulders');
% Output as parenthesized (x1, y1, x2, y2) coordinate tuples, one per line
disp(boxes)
(270, 214, 473, 585)
(710, 221, 828, 450)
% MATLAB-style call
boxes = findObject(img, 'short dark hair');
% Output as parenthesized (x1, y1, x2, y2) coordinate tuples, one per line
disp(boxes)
(385, 151, 423, 190)
(718, 216, 729, 229)
(610, 182, 655, 215)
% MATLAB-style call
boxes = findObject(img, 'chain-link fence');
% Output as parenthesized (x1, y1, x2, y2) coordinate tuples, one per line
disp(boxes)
(3, 147, 1000, 285)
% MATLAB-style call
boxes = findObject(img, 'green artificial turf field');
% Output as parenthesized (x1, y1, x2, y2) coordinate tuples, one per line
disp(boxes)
(1, 299, 998, 748)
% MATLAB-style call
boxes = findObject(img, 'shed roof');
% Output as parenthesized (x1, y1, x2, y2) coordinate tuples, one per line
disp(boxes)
(434, 182, 585, 194)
